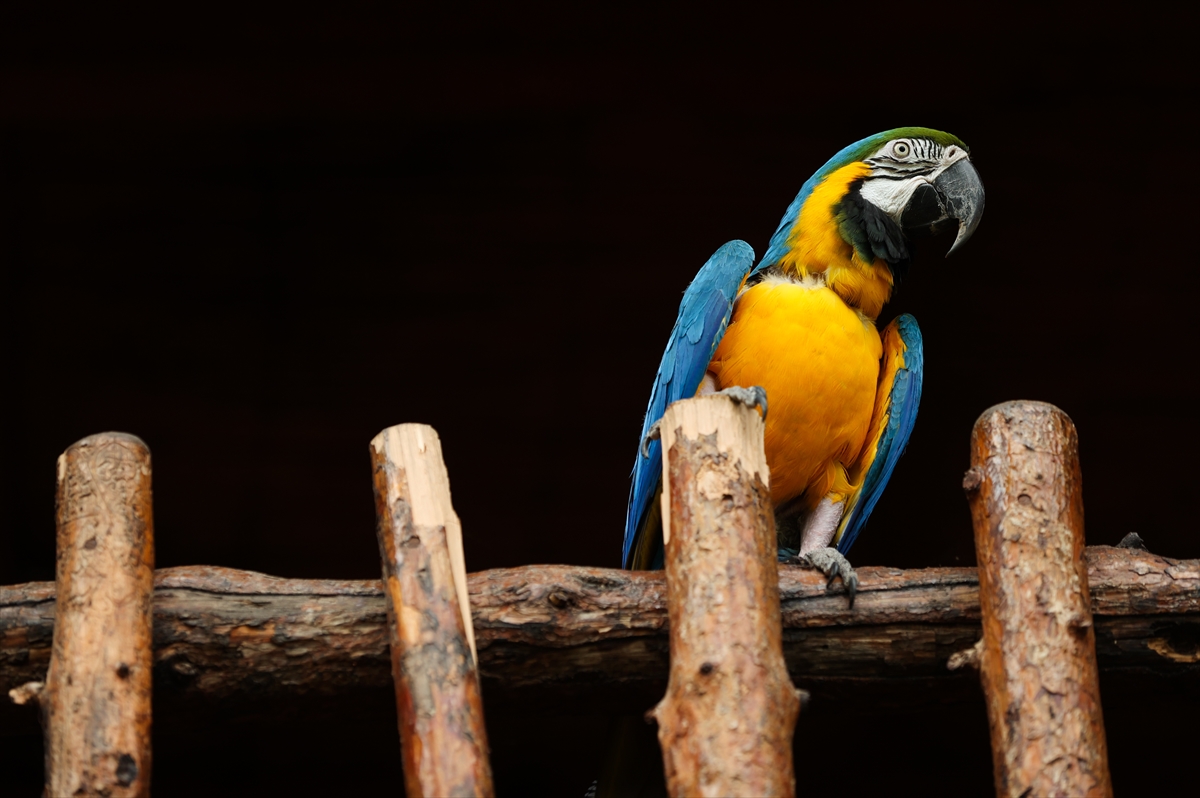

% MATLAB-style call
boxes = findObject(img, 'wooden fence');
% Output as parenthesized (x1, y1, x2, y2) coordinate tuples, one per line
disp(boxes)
(3, 399, 1198, 796)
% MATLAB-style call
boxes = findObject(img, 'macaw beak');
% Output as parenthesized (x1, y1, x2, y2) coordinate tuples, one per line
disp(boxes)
(899, 157, 985, 256)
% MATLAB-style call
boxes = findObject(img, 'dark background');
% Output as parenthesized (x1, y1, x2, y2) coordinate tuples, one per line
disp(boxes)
(2, 2, 1196, 795)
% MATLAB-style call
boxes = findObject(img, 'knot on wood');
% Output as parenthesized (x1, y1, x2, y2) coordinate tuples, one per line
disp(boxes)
(947, 639, 983, 671)
(962, 467, 983, 492)
(157, 655, 200, 689)
(1066, 611, 1092, 632)
(1148, 627, 1200, 663)
(546, 591, 572, 609)
(8, 681, 44, 706)
(116, 753, 138, 786)
(1117, 532, 1149, 551)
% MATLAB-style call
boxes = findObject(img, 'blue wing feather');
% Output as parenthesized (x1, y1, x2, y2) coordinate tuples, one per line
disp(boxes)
(834, 314, 924, 554)
(622, 240, 756, 568)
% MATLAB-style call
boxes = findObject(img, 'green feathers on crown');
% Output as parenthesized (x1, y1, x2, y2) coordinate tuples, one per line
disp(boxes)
(840, 127, 968, 165)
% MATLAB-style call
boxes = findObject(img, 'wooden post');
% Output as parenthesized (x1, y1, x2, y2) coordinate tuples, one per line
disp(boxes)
(43, 433, 155, 797)
(965, 402, 1112, 798)
(370, 424, 494, 798)
(650, 395, 801, 798)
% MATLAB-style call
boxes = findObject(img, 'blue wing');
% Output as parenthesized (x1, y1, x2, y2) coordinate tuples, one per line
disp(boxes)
(833, 314, 924, 555)
(622, 240, 756, 569)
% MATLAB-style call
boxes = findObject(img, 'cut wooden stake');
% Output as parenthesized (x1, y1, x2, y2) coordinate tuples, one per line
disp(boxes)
(651, 395, 801, 798)
(42, 433, 155, 797)
(370, 424, 493, 798)
(967, 402, 1112, 798)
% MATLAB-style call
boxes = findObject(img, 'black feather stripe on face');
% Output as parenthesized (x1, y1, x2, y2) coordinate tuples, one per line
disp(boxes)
(834, 180, 911, 282)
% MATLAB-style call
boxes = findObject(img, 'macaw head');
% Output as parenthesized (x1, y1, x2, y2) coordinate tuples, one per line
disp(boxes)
(760, 127, 985, 285)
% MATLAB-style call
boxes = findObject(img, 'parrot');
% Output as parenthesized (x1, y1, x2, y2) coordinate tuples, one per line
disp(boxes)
(595, 127, 983, 798)
(622, 127, 984, 597)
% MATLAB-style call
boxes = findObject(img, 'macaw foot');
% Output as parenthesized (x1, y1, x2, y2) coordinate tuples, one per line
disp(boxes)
(796, 547, 859, 608)
(640, 385, 767, 458)
(640, 420, 661, 458)
(715, 385, 768, 420)
(1117, 532, 1150, 552)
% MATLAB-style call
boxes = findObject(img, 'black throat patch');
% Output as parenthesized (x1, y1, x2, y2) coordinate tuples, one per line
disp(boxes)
(834, 180, 911, 282)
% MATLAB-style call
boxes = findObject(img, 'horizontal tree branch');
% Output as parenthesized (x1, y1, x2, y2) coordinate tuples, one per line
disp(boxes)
(2, 547, 1197, 707)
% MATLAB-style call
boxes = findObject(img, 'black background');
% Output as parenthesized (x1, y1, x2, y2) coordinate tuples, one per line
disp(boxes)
(2, 2, 1197, 795)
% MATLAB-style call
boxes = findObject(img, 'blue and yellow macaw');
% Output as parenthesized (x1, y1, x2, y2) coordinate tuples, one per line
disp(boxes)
(623, 127, 984, 594)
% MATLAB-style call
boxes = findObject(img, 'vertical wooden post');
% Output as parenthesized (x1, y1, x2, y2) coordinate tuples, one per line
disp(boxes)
(650, 395, 801, 798)
(44, 433, 155, 797)
(370, 424, 494, 798)
(966, 402, 1112, 798)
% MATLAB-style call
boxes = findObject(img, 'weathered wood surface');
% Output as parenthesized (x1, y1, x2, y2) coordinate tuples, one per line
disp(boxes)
(370, 424, 494, 798)
(2, 549, 1198, 702)
(28, 433, 155, 797)
(649, 396, 801, 797)
(967, 402, 1112, 797)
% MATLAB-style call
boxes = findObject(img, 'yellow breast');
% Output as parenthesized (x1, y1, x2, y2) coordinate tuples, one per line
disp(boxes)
(707, 276, 882, 508)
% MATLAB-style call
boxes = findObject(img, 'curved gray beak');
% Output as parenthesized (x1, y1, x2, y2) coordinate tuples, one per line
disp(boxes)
(899, 158, 985, 256)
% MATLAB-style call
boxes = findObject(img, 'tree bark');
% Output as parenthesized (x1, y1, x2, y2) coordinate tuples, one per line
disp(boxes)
(650, 396, 801, 798)
(966, 402, 1112, 798)
(3, 551, 1197, 705)
(35, 433, 155, 797)
(370, 424, 494, 798)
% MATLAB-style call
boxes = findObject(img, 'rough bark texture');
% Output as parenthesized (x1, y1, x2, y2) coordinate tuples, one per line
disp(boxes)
(3, 551, 1196, 706)
(650, 396, 801, 798)
(967, 402, 1112, 798)
(41, 433, 155, 797)
(370, 424, 494, 798)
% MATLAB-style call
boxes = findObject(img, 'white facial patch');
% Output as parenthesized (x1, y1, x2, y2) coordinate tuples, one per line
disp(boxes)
(861, 140, 972, 224)
(858, 176, 926, 222)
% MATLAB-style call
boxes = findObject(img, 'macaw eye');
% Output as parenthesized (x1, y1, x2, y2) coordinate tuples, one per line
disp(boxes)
(893, 141, 911, 158)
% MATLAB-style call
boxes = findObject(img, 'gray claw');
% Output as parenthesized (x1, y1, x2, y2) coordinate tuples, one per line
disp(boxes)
(640, 420, 662, 458)
(803, 547, 859, 608)
(716, 385, 768, 420)
(1117, 532, 1149, 552)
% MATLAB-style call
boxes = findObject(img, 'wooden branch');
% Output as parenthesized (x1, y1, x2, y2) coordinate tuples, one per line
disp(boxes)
(967, 402, 1112, 797)
(2, 550, 1197, 705)
(37, 434, 155, 797)
(651, 396, 800, 797)
(370, 425, 494, 798)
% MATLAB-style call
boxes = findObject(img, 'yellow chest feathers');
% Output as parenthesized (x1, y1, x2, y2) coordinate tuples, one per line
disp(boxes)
(777, 161, 894, 321)
(708, 276, 882, 506)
